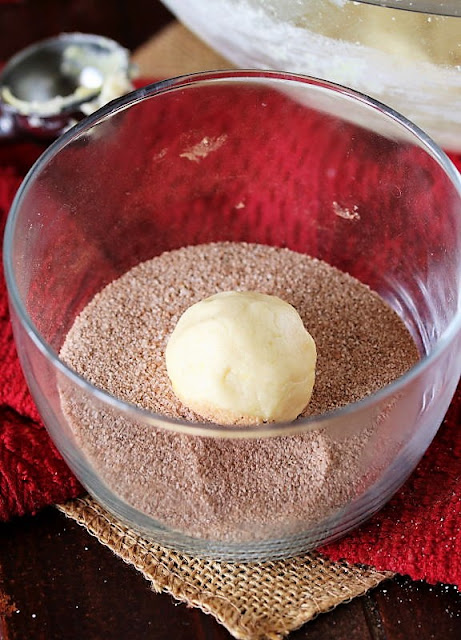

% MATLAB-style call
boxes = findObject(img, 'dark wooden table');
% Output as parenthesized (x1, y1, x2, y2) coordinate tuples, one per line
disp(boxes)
(1, 2, 460, 639)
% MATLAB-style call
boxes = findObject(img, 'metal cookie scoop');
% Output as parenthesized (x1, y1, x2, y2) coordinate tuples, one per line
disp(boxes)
(0, 32, 135, 141)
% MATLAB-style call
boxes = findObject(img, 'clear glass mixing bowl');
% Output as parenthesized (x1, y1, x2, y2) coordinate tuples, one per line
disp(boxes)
(4, 70, 461, 560)
(161, 0, 461, 151)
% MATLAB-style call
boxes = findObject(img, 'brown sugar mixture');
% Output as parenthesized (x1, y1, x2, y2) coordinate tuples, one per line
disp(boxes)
(60, 242, 419, 542)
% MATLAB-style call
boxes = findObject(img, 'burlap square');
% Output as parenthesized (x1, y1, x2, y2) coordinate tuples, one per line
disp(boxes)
(58, 497, 392, 640)
(132, 21, 231, 78)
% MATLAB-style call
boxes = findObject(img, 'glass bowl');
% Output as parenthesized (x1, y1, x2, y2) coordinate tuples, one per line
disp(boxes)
(4, 70, 461, 561)
(161, 0, 461, 151)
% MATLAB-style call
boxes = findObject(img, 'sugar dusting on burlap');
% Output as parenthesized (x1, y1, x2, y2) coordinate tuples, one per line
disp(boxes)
(60, 242, 419, 543)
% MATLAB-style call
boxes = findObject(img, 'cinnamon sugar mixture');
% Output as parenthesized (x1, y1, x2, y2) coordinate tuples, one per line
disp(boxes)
(60, 242, 419, 542)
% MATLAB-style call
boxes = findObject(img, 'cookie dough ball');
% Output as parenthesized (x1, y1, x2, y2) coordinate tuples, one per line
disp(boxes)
(165, 291, 316, 425)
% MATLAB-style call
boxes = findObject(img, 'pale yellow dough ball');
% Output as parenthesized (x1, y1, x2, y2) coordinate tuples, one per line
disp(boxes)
(165, 291, 316, 425)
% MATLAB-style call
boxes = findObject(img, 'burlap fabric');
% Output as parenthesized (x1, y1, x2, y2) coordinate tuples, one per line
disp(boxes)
(55, 22, 393, 640)
(59, 497, 392, 640)
(132, 21, 231, 77)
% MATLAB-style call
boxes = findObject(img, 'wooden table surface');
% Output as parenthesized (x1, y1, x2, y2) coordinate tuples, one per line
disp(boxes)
(1, 2, 460, 639)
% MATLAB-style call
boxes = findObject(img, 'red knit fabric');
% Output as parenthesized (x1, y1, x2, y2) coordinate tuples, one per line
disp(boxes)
(0, 84, 460, 588)
(322, 384, 461, 585)
(0, 149, 83, 517)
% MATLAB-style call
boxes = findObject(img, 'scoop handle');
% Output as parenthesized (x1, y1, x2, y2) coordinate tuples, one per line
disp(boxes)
(0, 101, 76, 142)
(0, 104, 19, 140)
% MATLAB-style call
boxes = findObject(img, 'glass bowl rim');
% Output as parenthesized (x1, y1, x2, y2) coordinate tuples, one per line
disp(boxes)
(350, 0, 460, 17)
(4, 69, 461, 438)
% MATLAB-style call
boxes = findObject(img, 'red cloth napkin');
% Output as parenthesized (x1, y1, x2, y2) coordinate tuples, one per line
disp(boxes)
(0, 143, 83, 514)
(1, 90, 460, 589)
(323, 383, 461, 585)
